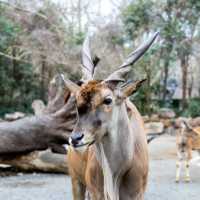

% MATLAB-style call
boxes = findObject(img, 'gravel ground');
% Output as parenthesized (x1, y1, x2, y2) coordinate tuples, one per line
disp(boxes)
(0, 135, 200, 200)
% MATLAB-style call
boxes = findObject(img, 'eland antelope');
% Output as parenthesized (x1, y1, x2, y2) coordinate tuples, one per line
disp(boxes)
(176, 120, 200, 183)
(65, 33, 159, 200)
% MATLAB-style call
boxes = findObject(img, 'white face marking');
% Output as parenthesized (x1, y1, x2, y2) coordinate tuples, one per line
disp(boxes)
(68, 137, 72, 146)
(63, 144, 69, 151)
(66, 138, 89, 153)
(74, 145, 88, 153)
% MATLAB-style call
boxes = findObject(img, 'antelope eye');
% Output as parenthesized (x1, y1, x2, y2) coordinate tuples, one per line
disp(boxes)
(103, 97, 112, 105)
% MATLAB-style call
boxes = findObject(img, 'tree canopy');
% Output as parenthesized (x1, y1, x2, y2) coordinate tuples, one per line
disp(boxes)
(1, 0, 200, 117)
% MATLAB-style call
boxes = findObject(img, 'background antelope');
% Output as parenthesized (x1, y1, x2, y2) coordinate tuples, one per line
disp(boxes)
(64, 33, 158, 200)
(176, 120, 200, 183)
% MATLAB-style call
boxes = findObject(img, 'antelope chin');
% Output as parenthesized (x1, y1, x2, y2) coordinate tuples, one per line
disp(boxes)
(69, 139, 95, 153)
(74, 139, 95, 148)
(68, 135, 95, 148)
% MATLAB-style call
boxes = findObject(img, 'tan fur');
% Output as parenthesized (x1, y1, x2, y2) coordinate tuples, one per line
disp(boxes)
(76, 80, 103, 108)
(175, 125, 200, 182)
(67, 81, 148, 200)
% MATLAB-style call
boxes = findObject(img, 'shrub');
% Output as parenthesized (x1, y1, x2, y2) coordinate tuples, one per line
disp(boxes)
(182, 99, 200, 118)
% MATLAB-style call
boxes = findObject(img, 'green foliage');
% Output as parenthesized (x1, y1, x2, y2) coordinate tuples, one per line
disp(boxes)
(122, 0, 153, 39)
(131, 84, 160, 115)
(0, 16, 20, 49)
(1, 0, 200, 118)
(0, 8, 41, 116)
(74, 32, 85, 45)
(111, 35, 124, 46)
(131, 85, 149, 114)
(181, 99, 200, 118)
(0, 60, 41, 116)
(121, 0, 200, 114)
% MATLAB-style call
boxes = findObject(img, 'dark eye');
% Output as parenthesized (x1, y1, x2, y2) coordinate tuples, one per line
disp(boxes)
(103, 97, 112, 105)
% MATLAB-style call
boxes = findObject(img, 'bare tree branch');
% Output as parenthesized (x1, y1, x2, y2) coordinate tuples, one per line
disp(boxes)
(0, 51, 31, 64)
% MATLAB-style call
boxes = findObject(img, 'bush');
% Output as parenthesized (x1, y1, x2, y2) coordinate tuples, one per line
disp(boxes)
(181, 99, 200, 118)
(0, 13, 41, 117)
(131, 84, 160, 115)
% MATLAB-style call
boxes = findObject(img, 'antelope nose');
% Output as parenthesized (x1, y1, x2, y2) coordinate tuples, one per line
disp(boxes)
(70, 132, 84, 147)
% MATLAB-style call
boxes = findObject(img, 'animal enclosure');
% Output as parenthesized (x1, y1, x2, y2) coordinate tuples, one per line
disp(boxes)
(1, 0, 200, 200)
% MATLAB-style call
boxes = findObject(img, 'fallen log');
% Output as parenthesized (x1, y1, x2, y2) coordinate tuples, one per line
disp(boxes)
(0, 150, 68, 173)
(0, 75, 76, 155)
(0, 40, 100, 173)
(0, 75, 75, 173)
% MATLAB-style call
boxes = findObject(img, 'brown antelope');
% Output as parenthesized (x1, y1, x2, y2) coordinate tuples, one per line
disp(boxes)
(176, 120, 200, 183)
(64, 33, 158, 200)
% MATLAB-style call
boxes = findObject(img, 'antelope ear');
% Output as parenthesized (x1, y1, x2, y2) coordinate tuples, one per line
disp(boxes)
(60, 74, 80, 94)
(120, 79, 146, 97)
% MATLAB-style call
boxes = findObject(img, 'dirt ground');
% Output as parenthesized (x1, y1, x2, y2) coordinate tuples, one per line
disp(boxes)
(146, 135, 200, 200)
(0, 135, 200, 200)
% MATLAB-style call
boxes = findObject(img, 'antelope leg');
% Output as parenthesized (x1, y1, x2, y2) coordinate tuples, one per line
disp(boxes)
(71, 178, 86, 200)
(175, 161, 181, 183)
(184, 161, 191, 182)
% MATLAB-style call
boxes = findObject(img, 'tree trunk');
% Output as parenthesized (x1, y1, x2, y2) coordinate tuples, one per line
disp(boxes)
(162, 41, 173, 103)
(188, 73, 193, 99)
(181, 55, 189, 109)
(12, 47, 20, 80)
(77, 0, 82, 33)
(162, 58, 169, 102)
(0, 150, 68, 174)
(0, 53, 100, 172)
(0, 113, 72, 155)
(40, 58, 46, 100)
(144, 64, 151, 114)
(0, 75, 76, 156)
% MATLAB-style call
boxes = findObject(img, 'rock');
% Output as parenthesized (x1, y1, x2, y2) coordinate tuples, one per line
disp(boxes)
(158, 108, 175, 119)
(142, 115, 150, 123)
(4, 112, 25, 121)
(145, 122, 164, 135)
(150, 114, 159, 122)
(160, 119, 173, 128)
